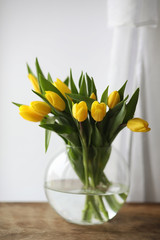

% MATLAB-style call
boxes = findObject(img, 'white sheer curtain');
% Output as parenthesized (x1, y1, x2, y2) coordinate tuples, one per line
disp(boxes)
(106, 0, 160, 202)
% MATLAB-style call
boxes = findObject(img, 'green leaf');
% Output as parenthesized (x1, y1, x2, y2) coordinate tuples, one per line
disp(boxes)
(41, 114, 73, 128)
(57, 115, 72, 125)
(67, 147, 85, 183)
(80, 76, 87, 96)
(107, 103, 126, 142)
(123, 88, 139, 123)
(101, 98, 127, 132)
(35, 58, 45, 78)
(78, 71, 83, 89)
(26, 63, 35, 76)
(45, 129, 51, 153)
(91, 125, 103, 147)
(12, 102, 23, 107)
(118, 80, 128, 100)
(64, 76, 69, 86)
(109, 124, 126, 144)
(86, 73, 92, 96)
(70, 69, 78, 94)
(65, 95, 80, 129)
(41, 120, 80, 146)
(87, 121, 92, 146)
(66, 95, 73, 113)
(107, 96, 129, 118)
(36, 93, 74, 126)
(40, 122, 73, 134)
(63, 132, 81, 146)
(40, 116, 56, 152)
(92, 147, 111, 186)
(79, 119, 93, 146)
(41, 115, 56, 124)
(91, 77, 97, 96)
(35, 58, 45, 93)
(39, 74, 67, 103)
(67, 93, 95, 110)
(47, 73, 53, 83)
(100, 86, 109, 104)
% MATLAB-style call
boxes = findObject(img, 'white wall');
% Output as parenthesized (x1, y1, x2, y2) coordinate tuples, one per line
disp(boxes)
(0, 0, 114, 201)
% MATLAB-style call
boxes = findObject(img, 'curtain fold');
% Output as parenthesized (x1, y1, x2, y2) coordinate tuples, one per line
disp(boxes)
(106, 0, 159, 201)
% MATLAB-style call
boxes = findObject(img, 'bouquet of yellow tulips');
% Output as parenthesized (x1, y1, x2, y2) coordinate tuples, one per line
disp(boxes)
(13, 58, 150, 223)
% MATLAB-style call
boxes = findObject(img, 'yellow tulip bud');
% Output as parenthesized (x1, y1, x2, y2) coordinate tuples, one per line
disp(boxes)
(53, 78, 71, 98)
(19, 105, 44, 122)
(19, 101, 51, 122)
(28, 74, 41, 93)
(30, 101, 51, 116)
(90, 92, 96, 100)
(91, 101, 106, 122)
(127, 118, 151, 132)
(108, 91, 120, 109)
(72, 101, 88, 122)
(45, 91, 65, 111)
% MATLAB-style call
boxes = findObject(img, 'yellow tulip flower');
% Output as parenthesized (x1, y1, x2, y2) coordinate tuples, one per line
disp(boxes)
(28, 74, 41, 93)
(30, 101, 51, 116)
(53, 78, 71, 98)
(91, 101, 106, 122)
(127, 118, 151, 132)
(107, 91, 120, 109)
(19, 101, 50, 122)
(72, 101, 88, 122)
(45, 91, 66, 111)
(90, 92, 96, 100)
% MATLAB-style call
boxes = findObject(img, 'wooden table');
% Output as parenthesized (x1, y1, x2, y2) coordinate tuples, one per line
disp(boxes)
(0, 203, 160, 240)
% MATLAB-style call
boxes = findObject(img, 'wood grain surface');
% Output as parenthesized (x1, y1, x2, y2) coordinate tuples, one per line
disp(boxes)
(0, 203, 160, 240)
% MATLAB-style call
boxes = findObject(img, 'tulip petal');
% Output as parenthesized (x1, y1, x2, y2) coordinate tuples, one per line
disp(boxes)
(45, 91, 66, 111)
(30, 101, 51, 116)
(28, 74, 41, 93)
(108, 91, 120, 109)
(72, 103, 78, 119)
(127, 118, 151, 132)
(72, 101, 88, 122)
(53, 78, 71, 98)
(19, 105, 44, 122)
(90, 92, 96, 100)
(91, 101, 106, 122)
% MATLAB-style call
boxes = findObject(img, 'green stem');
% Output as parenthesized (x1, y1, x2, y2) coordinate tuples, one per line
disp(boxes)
(89, 160, 96, 188)
(79, 122, 110, 222)
(101, 172, 111, 186)
(97, 196, 109, 220)
(89, 196, 104, 221)
(79, 122, 89, 188)
(82, 195, 92, 222)
(119, 193, 128, 201)
(82, 144, 89, 188)
(105, 195, 122, 213)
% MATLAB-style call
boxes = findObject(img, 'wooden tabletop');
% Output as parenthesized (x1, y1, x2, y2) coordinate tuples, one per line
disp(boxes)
(0, 203, 160, 240)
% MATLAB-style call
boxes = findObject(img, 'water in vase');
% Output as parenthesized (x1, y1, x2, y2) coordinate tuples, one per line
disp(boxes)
(45, 179, 128, 225)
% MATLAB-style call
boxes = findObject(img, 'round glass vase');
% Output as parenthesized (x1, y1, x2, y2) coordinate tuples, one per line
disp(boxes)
(44, 145, 129, 225)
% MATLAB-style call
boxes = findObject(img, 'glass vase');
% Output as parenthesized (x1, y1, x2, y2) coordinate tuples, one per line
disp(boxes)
(44, 145, 129, 225)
